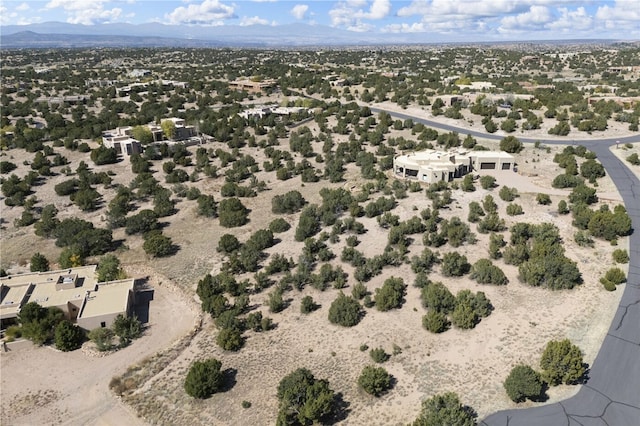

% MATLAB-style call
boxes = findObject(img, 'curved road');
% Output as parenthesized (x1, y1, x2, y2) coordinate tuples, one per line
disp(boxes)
(371, 107, 640, 426)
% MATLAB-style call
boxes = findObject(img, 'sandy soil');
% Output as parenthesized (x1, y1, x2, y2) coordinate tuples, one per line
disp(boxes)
(0, 102, 632, 425)
(610, 142, 640, 181)
(109, 145, 626, 424)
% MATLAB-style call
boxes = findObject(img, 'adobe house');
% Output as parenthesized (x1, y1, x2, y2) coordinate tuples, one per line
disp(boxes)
(1, 266, 136, 331)
(393, 148, 514, 184)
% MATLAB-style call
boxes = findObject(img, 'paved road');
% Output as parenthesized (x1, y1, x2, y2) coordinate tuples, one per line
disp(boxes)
(371, 107, 640, 425)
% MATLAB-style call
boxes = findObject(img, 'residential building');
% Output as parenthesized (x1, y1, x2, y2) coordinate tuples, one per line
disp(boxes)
(228, 79, 276, 94)
(102, 117, 198, 158)
(393, 148, 514, 184)
(0, 266, 136, 331)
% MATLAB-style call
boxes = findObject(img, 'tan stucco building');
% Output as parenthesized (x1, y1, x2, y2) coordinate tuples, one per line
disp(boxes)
(393, 148, 514, 184)
(1, 266, 135, 331)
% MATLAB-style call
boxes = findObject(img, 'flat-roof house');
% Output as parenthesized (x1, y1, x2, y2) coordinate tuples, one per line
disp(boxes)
(0, 266, 136, 331)
(229, 79, 276, 94)
(102, 117, 198, 159)
(393, 149, 514, 184)
(102, 126, 143, 158)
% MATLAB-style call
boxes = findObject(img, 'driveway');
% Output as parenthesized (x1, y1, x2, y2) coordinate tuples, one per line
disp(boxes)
(371, 106, 640, 426)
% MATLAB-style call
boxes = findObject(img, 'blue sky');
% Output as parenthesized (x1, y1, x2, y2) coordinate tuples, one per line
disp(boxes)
(1, 1, 639, 40)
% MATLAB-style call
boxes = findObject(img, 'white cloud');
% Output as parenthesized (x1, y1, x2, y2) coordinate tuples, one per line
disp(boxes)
(16, 3, 30, 11)
(546, 6, 593, 31)
(165, 0, 236, 25)
(239, 15, 270, 26)
(595, 0, 640, 32)
(45, 0, 123, 24)
(0, 6, 16, 25)
(500, 5, 552, 31)
(290, 4, 309, 20)
(354, 0, 390, 20)
(329, 0, 390, 31)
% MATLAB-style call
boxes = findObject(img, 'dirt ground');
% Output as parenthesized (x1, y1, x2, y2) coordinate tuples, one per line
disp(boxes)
(0, 103, 635, 425)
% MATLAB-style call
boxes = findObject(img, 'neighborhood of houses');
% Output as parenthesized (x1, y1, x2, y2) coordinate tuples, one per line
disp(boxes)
(0, 265, 136, 331)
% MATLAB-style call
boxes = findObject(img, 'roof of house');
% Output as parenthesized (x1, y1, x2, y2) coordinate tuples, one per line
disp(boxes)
(78, 280, 134, 320)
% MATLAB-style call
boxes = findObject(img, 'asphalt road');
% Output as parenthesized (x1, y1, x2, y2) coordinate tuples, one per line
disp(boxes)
(371, 107, 640, 426)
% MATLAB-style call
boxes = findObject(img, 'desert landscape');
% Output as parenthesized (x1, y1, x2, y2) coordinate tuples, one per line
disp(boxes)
(1, 43, 638, 426)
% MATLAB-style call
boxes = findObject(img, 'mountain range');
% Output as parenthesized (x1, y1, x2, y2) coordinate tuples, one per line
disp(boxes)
(0, 22, 629, 48)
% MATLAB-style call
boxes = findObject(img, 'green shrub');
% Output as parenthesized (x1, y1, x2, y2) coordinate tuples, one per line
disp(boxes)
(504, 365, 543, 402)
(184, 358, 224, 398)
(479, 175, 496, 190)
(500, 136, 523, 153)
(536, 193, 552, 205)
(217, 234, 241, 254)
(506, 203, 523, 216)
(612, 249, 629, 264)
(601, 267, 626, 285)
(602, 279, 617, 291)
(268, 290, 285, 313)
(269, 218, 291, 233)
(422, 311, 449, 333)
(88, 327, 115, 351)
(374, 276, 406, 311)
(54, 320, 85, 351)
(574, 230, 594, 247)
(469, 258, 508, 285)
(300, 296, 318, 314)
(499, 185, 518, 202)
(369, 347, 390, 363)
(358, 365, 392, 396)
(328, 292, 362, 327)
(413, 392, 476, 426)
(30, 252, 49, 272)
(219, 197, 249, 228)
(558, 199, 570, 214)
(276, 368, 336, 425)
(216, 327, 243, 351)
(626, 153, 640, 165)
(540, 339, 586, 385)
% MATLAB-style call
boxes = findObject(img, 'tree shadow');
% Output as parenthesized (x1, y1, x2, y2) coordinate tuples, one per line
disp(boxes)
(576, 363, 591, 384)
(220, 368, 237, 393)
(530, 382, 550, 403)
(462, 404, 478, 422)
(324, 392, 350, 423)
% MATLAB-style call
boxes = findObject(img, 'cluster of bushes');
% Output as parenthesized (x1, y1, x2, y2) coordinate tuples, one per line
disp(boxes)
(469, 258, 508, 285)
(573, 204, 632, 242)
(421, 281, 492, 333)
(196, 271, 274, 351)
(600, 267, 627, 291)
(504, 223, 582, 290)
(276, 368, 337, 425)
(504, 339, 586, 402)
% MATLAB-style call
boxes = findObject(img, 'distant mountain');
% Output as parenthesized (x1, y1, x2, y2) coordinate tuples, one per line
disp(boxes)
(0, 31, 228, 48)
(0, 22, 630, 48)
(0, 22, 403, 47)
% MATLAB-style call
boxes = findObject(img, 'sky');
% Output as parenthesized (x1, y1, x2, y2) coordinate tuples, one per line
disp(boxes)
(1, 0, 639, 40)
